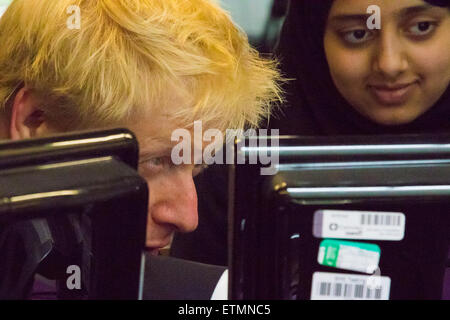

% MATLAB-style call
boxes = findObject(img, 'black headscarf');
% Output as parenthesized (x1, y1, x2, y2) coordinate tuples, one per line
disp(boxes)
(271, 0, 450, 135)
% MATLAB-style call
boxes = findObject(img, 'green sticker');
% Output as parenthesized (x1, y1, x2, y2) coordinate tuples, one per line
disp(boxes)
(318, 239, 380, 274)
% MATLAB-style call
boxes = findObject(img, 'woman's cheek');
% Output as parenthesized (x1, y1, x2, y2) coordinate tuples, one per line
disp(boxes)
(332, 50, 368, 84)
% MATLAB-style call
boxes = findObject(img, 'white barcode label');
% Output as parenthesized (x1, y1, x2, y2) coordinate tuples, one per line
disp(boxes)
(311, 272, 391, 300)
(360, 213, 402, 226)
(313, 209, 405, 241)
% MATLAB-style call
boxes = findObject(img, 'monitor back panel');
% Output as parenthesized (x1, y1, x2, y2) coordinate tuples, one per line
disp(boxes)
(230, 135, 450, 300)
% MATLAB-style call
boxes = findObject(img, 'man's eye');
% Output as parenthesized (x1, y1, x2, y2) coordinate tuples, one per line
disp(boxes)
(138, 157, 167, 174)
(407, 21, 436, 37)
(145, 157, 164, 167)
(341, 29, 374, 44)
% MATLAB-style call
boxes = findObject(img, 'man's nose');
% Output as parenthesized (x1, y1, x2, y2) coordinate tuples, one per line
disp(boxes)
(151, 170, 198, 233)
(372, 31, 408, 80)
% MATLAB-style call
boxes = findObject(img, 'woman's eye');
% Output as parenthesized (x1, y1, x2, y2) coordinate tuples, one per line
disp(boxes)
(342, 29, 374, 44)
(407, 21, 436, 37)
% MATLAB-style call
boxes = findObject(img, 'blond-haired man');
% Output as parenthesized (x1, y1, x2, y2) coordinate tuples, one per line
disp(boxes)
(0, 0, 282, 256)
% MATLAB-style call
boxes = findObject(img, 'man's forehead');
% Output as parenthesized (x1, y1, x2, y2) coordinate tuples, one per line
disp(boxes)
(137, 125, 224, 160)
(125, 107, 224, 156)
(139, 138, 174, 157)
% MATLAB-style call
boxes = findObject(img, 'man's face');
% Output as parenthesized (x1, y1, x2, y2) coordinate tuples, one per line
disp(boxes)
(324, 0, 450, 126)
(5, 86, 208, 255)
(122, 109, 206, 255)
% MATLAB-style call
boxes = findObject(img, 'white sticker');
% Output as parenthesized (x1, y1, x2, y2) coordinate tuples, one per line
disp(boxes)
(311, 272, 391, 300)
(313, 209, 405, 241)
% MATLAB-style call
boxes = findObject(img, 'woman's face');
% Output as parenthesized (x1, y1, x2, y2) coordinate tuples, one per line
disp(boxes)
(324, 0, 450, 126)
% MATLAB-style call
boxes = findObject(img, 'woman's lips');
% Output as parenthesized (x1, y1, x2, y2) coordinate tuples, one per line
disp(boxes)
(369, 82, 418, 105)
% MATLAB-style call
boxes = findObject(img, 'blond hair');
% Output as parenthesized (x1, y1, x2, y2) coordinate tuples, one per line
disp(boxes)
(0, 0, 282, 131)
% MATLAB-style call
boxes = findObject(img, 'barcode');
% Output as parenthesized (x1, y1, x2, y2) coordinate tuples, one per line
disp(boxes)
(360, 213, 401, 226)
(317, 281, 383, 300)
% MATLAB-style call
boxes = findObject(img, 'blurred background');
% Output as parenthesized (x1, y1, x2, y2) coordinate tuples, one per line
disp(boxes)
(219, 0, 288, 52)
(0, 0, 11, 17)
(220, 0, 274, 40)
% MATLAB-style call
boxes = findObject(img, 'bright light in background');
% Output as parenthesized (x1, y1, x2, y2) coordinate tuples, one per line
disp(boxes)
(218, 0, 273, 40)
(0, 0, 12, 18)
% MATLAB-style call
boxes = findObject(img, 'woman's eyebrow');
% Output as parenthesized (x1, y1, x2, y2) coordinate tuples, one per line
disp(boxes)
(329, 13, 370, 24)
(329, 4, 437, 24)
(396, 4, 435, 18)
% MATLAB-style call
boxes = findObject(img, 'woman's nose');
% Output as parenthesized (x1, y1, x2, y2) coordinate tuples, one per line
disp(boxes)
(372, 31, 409, 80)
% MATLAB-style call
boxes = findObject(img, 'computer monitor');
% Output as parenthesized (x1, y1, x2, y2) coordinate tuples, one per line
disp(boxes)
(0, 129, 148, 299)
(229, 135, 450, 300)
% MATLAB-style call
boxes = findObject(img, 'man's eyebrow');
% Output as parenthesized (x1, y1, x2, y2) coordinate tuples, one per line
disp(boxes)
(139, 144, 174, 161)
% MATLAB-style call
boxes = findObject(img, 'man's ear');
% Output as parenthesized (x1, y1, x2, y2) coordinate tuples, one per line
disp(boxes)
(9, 87, 47, 140)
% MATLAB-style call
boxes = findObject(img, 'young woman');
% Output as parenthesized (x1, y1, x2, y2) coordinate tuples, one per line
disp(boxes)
(269, 0, 450, 300)
(171, 0, 450, 299)
(271, 0, 450, 134)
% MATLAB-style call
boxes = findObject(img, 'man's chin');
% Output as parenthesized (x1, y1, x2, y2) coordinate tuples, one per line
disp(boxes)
(146, 248, 160, 256)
